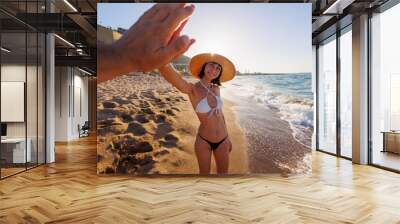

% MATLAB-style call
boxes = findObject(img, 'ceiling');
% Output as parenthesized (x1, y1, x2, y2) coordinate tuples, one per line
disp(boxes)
(0, 0, 395, 75)
(311, 0, 391, 44)
(0, 0, 97, 74)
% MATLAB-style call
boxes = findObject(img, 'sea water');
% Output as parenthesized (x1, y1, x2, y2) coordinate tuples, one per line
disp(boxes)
(222, 74, 314, 147)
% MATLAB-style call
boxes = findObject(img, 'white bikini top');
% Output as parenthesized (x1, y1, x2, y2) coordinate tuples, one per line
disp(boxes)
(195, 81, 223, 116)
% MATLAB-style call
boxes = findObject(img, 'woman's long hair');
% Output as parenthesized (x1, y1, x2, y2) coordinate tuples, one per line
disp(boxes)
(198, 62, 223, 86)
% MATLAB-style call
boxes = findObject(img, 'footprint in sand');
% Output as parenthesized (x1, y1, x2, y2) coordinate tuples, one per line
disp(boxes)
(98, 109, 122, 120)
(154, 114, 166, 123)
(159, 134, 179, 148)
(126, 141, 153, 154)
(112, 97, 131, 105)
(141, 91, 157, 100)
(165, 109, 175, 116)
(135, 114, 149, 123)
(142, 102, 151, 108)
(154, 98, 163, 103)
(115, 154, 155, 175)
(104, 166, 115, 174)
(121, 113, 134, 123)
(139, 155, 154, 165)
(171, 107, 181, 112)
(126, 122, 147, 136)
(128, 94, 139, 100)
(98, 123, 125, 136)
(97, 119, 115, 126)
(116, 165, 127, 174)
(103, 101, 118, 109)
(136, 156, 156, 174)
(153, 99, 167, 108)
(154, 123, 174, 140)
(176, 96, 185, 100)
(165, 134, 178, 142)
(114, 135, 153, 154)
(154, 149, 170, 158)
(141, 108, 155, 115)
(115, 156, 139, 174)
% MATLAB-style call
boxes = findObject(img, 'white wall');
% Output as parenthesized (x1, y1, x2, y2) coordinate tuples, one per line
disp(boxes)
(1, 63, 46, 164)
(1, 65, 26, 139)
(55, 66, 69, 141)
(72, 73, 89, 138)
(0, 65, 35, 138)
(312, 45, 316, 150)
(54, 67, 89, 141)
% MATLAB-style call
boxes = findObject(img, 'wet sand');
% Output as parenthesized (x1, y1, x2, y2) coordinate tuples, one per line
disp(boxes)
(97, 72, 249, 175)
(221, 89, 312, 174)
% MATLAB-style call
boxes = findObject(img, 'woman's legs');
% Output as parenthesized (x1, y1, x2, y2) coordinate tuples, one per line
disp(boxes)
(213, 137, 231, 174)
(195, 135, 212, 174)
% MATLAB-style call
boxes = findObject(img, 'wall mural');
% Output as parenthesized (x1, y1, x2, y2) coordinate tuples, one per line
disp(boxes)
(97, 3, 313, 175)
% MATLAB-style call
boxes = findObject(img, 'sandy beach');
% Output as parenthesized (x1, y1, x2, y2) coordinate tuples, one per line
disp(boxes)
(97, 72, 249, 175)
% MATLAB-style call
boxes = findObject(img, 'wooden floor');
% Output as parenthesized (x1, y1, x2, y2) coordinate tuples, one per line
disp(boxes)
(1, 167, 26, 178)
(0, 136, 400, 223)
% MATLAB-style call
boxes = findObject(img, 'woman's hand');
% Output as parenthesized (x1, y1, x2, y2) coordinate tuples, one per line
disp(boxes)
(98, 3, 196, 83)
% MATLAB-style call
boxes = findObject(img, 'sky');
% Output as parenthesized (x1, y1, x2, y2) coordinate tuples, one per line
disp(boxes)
(98, 3, 312, 74)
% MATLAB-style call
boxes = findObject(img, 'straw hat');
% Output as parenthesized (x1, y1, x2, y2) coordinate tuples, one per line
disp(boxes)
(188, 53, 236, 82)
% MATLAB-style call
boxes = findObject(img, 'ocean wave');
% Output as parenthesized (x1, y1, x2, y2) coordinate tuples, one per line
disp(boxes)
(255, 91, 313, 127)
(224, 74, 314, 146)
(254, 90, 314, 146)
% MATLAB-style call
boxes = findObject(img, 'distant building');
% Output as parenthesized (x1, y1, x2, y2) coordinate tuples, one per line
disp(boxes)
(173, 63, 189, 73)
(117, 27, 128, 34)
(97, 25, 122, 43)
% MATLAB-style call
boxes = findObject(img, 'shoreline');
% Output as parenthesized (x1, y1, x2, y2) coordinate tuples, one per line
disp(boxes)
(222, 87, 312, 174)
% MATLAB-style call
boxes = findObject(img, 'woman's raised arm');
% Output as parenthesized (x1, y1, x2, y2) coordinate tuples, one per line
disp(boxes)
(158, 63, 193, 94)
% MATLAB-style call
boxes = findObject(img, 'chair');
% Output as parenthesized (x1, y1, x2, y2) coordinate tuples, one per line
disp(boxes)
(79, 121, 90, 138)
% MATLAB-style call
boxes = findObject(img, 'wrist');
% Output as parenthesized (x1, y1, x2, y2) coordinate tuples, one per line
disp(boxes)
(108, 41, 123, 70)
(159, 62, 172, 70)
(108, 40, 133, 73)
(98, 42, 114, 81)
(99, 42, 114, 60)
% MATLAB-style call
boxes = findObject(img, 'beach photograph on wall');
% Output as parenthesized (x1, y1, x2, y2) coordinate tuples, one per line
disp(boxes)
(97, 3, 313, 175)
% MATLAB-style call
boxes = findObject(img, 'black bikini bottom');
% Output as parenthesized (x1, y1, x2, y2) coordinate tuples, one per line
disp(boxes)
(198, 135, 228, 151)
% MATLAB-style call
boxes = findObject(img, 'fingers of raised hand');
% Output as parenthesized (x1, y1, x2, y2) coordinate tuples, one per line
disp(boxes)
(158, 35, 193, 64)
(171, 38, 195, 61)
(162, 4, 195, 36)
(168, 19, 189, 45)
(141, 3, 185, 21)
(138, 3, 193, 44)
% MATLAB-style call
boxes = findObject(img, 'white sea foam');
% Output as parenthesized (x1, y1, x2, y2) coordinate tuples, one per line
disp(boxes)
(224, 74, 314, 146)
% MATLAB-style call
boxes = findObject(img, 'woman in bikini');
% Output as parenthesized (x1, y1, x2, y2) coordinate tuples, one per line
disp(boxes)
(158, 53, 236, 174)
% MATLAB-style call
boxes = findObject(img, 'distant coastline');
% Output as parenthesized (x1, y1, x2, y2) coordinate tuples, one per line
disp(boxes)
(177, 71, 312, 77)
(168, 55, 311, 77)
(236, 72, 311, 76)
